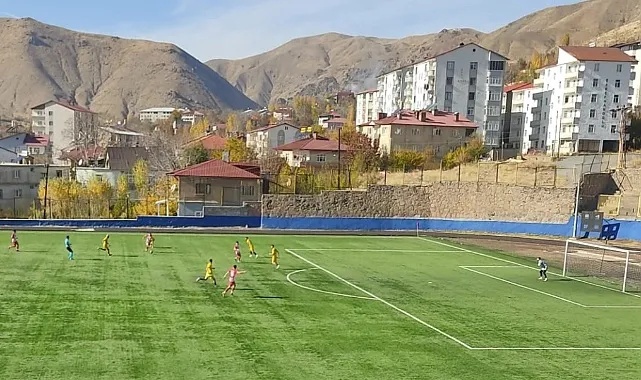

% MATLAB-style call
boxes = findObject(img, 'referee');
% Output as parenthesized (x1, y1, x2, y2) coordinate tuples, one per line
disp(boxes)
(537, 257, 548, 281)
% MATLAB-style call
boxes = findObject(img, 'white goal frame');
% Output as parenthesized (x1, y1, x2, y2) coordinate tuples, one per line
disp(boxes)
(563, 239, 639, 293)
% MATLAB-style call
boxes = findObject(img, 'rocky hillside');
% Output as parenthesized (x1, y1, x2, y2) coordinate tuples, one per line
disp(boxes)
(0, 18, 257, 118)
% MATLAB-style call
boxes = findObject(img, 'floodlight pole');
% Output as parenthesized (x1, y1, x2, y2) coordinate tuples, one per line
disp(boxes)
(571, 169, 584, 239)
(622, 250, 630, 293)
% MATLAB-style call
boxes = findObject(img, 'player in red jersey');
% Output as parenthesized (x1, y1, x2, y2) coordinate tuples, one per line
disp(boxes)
(221, 265, 246, 297)
(233, 241, 241, 262)
(8, 230, 19, 252)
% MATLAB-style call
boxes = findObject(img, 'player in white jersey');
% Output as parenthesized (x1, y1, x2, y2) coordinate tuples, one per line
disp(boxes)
(537, 257, 548, 281)
(233, 241, 241, 262)
(222, 265, 246, 297)
(8, 230, 19, 252)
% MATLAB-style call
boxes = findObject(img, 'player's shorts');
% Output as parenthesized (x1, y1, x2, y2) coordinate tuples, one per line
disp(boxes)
(271, 257, 278, 264)
(228, 280, 236, 286)
(102, 244, 108, 249)
(204, 273, 214, 280)
(11, 239, 17, 245)
(235, 251, 241, 257)
(66, 247, 73, 253)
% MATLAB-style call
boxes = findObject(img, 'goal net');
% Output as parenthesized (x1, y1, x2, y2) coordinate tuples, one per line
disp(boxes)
(563, 239, 641, 293)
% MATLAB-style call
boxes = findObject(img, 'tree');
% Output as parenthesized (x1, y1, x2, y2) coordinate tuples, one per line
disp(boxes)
(111, 175, 131, 218)
(85, 177, 113, 218)
(560, 33, 571, 47)
(293, 96, 316, 126)
(182, 143, 210, 166)
(343, 103, 356, 132)
(142, 124, 187, 171)
(628, 111, 641, 150)
(390, 150, 428, 171)
(224, 138, 256, 162)
(64, 111, 103, 163)
(339, 130, 379, 170)
(226, 113, 238, 132)
(245, 119, 254, 132)
(189, 118, 208, 138)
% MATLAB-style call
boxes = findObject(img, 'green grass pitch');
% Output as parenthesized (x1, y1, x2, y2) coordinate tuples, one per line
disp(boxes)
(1, 231, 640, 379)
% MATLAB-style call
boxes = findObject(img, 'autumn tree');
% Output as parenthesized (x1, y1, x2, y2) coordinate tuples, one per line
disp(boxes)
(85, 177, 114, 218)
(182, 143, 210, 166)
(224, 137, 256, 162)
(293, 96, 317, 126)
(142, 124, 186, 171)
(189, 118, 208, 138)
(226, 113, 239, 132)
(111, 175, 131, 218)
(560, 33, 571, 47)
(245, 119, 254, 132)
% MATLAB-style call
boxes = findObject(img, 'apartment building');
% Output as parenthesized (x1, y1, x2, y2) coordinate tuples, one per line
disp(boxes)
(275, 133, 349, 168)
(355, 89, 379, 126)
(522, 88, 553, 154)
(30, 101, 96, 164)
(374, 43, 507, 147)
(245, 122, 300, 158)
(531, 46, 636, 154)
(0, 163, 70, 216)
(139, 108, 204, 125)
(612, 41, 641, 109)
(357, 110, 477, 157)
(502, 83, 536, 151)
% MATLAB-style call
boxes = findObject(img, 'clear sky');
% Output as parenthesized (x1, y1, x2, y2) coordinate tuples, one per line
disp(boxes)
(0, 0, 580, 61)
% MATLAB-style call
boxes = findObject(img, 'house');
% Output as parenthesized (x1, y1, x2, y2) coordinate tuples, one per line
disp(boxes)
(30, 100, 97, 164)
(0, 163, 70, 216)
(275, 133, 349, 167)
(0, 133, 50, 163)
(355, 89, 379, 126)
(75, 147, 151, 189)
(357, 110, 477, 157)
(184, 133, 227, 152)
(181, 110, 205, 126)
(502, 82, 535, 151)
(611, 41, 641, 109)
(530, 46, 636, 154)
(245, 122, 300, 158)
(318, 111, 342, 126)
(169, 159, 261, 216)
(330, 91, 356, 105)
(318, 112, 347, 130)
(374, 43, 507, 147)
(101, 124, 144, 147)
(272, 108, 293, 122)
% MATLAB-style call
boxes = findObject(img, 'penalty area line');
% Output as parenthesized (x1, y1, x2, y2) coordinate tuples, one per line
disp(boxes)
(471, 347, 641, 351)
(285, 249, 474, 350)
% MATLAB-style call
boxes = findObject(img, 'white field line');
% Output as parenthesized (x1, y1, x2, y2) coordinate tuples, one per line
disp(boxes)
(289, 249, 461, 253)
(419, 237, 641, 300)
(286, 268, 376, 300)
(461, 267, 586, 307)
(460, 265, 523, 268)
(472, 347, 641, 351)
(285, 249, 473, 350)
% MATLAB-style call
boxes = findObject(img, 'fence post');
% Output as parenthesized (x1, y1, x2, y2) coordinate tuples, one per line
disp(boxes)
(88, 198, 91, 218)
(495, 163, 500, 183)
(439, 160, 443, 183)
(477, 161, 480, 183)
(458, 164, 462, 182)
(534, 166, 538, 187)
(126, 197, 130, 219)
(384, 169, 387, 185)
(515, 163, 519, 185)
(553, 167, 558, 188)
(420, 165, 424, 185)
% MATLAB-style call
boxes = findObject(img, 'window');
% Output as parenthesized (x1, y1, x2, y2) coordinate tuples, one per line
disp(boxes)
(445, 92, 453, 100)
(433, 128, 441, 136)
(48, 111, 53, 116)
(14, 189, 22, 198)
(588, 124, 595, 133)
(564, 96, 570, 104)
(615, 80, 621, 88)
(611, 110, 618, 118)
(195, 183, 211, 195)
(589, 109, 596, 118)
(316, 154, 326, 162)
(470, 62, 478, 70)
(594, 63, 600, 71)
(611, 125, 617, 134)
(467, 107, 475, 116)
(394, 128, 401, 135)
(468, 92, 475, 100)
(614, 95, 620, 103)
(516, 116, 522, 124)
(446, 77, 453, 85)
(469, 78, 477, 85)
(616, 64, 622, 72)
(446, 61, 455, 70)
(13, 170, 20, 179)
(592, 79, 599, 87)
(489, 61, 505, 71)
(241, 185, 255, 196)
(591, 94, 598, 103)
(488, 77, 502, 85)
(95, 175, 103, 182)
(453, 129, 461, 138)
(489, 92, 501, 101)
(487, 106, 500, 116)
(48, 121, 53, 126)
(412, 128, 420, 136)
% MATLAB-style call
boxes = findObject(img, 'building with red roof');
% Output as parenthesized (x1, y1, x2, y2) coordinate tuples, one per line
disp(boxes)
(502, 82, 537, 153)
(184, 133, 228, 151)
(169, 159, 261, 215)
(275, 133, 350, 167)
(357, 109, 477, 157)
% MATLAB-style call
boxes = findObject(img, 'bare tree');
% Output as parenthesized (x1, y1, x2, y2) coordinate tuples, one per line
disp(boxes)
(63, 111, 105, 163)
(141, 120, 188, 172)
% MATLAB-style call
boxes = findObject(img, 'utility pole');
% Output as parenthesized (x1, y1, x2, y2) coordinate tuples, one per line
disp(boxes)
(613, 105, 630, 170)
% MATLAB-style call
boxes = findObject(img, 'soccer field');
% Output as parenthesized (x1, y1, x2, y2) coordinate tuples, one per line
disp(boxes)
(1, 231, 640, 380)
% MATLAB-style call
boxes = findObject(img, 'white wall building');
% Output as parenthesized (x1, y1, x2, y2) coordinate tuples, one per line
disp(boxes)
(502, 83, 534, 151)
(355, 89, 379, 126)
(245, 122, 300, 158)
(30, 101, 96, 164)
(139, 107, 204, 125)
(531, 46, 636, 154)
(612, 41, 641, 109)
(374, 43, 507, 147)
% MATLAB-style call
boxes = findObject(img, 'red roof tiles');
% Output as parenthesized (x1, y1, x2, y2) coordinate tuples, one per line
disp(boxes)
(504, 82, 534, 93)
(31, 100, 95, 114)
(185, 134, 227, 150)
(374, 110, 477, 128)
(560, 46, 637, 63)
(170, 159, 260, 179)
(275, 136, 350, 152)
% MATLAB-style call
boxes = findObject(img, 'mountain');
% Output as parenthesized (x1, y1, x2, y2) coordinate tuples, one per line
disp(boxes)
(0, 18, 257, 118)
(207, 0, 641, 106)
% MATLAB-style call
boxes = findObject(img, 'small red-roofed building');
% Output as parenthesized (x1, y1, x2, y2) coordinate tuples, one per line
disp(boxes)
(357, 110, 477, 157)
(169, 159, 261, 215)
(275, 133, 350, 167)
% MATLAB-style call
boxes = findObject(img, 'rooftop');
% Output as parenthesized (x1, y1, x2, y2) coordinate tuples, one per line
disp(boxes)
(275, 135, 350, 152)
(184, 134, 227, 150)
(31, 100, 95, 114)
(101, 125, 145, 137)
(250, 122, 299, 134)
(140, 107, 176, 113)
(504, 82, 534, 93)
(105, 147, 150, 171)
(372, 110, 477, 128)
(169, 159, 260, 179)
(356, 89, 378, 95)
(560, 46, 638, 63)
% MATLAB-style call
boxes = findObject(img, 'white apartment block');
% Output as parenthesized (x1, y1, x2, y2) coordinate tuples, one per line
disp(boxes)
(139, 107, 203, 125)
(245, 122, 300, 158)
(373, 43, 507, 147)
(522, 89, 553, 154)
(502, 83, 534, 151)
(30, 101, 96, 164)
(612, 41, 641, 109)
(355, 89, 379, 126)
(531, 46, 636, 154)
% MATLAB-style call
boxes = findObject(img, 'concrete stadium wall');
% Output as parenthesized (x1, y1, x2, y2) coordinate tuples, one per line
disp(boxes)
(0, 215, 261, 229)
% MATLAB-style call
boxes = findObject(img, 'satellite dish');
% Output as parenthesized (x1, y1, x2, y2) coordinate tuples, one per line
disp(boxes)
(78, 159, 84, 166)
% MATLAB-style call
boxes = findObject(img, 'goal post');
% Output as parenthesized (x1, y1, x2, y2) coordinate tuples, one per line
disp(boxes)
(563, 239, 640, 293)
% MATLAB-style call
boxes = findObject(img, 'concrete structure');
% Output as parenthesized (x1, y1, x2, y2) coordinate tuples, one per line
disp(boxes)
(0, 163, 70, 216)
(75, 147, 150, 190)
(522, 88, 553, 154)
(375, 43, 507, 147)
(275, 134, 349, 168)
(355, 89, 379, 126)
(30, 101, 96, 164)
(101, 125, 144, 147)
(502, 83, 533, 150)
(532, 46, 636, 154)
(0, 133, 49, 163)
(245, 122, 300, 158)
(357, 110, 477, 157)
(139, 108, 204, 125)
(170, 159, 261, 216)
(611, 41, 641, 109)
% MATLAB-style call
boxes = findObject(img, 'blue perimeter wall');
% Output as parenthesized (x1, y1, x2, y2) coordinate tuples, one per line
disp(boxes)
(0, 215, 640, 241)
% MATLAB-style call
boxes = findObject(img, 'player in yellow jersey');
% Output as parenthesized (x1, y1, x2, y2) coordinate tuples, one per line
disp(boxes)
(196, 259, 217, 286)
(98, 234, 112, 256)
(270, 244, 280, 269)
(245, 237, 257, 258)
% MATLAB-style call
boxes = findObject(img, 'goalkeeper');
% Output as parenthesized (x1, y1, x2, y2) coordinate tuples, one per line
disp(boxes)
(537, 257, 548, 281)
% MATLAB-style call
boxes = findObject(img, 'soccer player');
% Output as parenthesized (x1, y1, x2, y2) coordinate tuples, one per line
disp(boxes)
(270, 244, 280, 269)
(245, 237, 257, 258)
(196, 259, 216, 286)
(8, 230, 19, 252)
(234, 241, 241, 262)
(98, 234, 112, 256)
(537, 257, 548, 281)
(65, 235, 74, 260)
(145, 233, 155, 253)
(221, 264, 246, 297)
